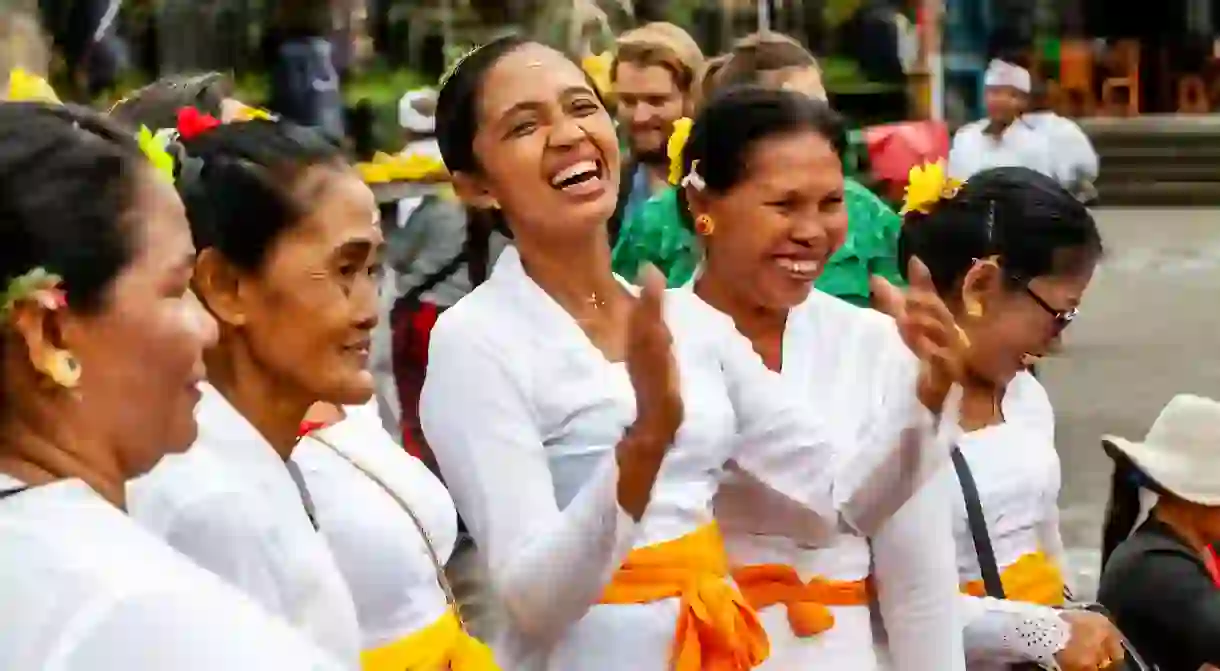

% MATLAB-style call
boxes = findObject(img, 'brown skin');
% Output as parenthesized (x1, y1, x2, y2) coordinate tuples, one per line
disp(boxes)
(614, 61, 688, 185)
(691, 130, 848, 370)
(950, 259, 1095, 430)
(0, 167, 216, 508)
(195, 165, 383, 459)
(984, 85, 1027, 133)
(451, 43, 681, 519)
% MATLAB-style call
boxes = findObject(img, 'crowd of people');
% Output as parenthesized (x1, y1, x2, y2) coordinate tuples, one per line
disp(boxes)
(0, 15, 1218, 671)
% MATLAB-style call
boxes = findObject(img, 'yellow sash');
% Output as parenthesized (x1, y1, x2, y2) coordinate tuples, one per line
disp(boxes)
(599, 522, 770, 671)
(961, 550, 1066, 607)
(361, 608, 499, 671)
(732, 564, 872, 637)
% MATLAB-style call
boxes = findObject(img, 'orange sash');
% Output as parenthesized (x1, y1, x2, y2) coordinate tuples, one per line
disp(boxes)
(599, 523, 770, 671)
(961, 550, 1066, 607)
(732, 564, 872, 637)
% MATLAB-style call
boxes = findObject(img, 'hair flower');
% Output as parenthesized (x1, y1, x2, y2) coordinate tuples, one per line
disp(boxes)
(666, 117, 693, 186)
(901, 159, 962, 215)
(6, 68, 59, 104)
(229, 102, 274, 122)
(581, 52, 613, 97)
(176, 107, 221, 139)
(1, 267, 65, 318)
(137, 126, 176, 184)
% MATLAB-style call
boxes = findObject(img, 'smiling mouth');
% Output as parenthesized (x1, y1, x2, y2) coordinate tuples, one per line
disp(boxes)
(549, 159, 605, 192)
(775, 257, 821, 281)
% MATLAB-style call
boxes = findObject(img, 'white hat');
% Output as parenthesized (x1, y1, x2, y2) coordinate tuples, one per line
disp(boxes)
(398, 88, 437, 134)
(984, 59, 1031, 94)
(1103, 394, 1220, 506)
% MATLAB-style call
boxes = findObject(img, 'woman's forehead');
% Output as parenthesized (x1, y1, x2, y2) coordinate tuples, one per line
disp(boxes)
(478, 45, 590, 120)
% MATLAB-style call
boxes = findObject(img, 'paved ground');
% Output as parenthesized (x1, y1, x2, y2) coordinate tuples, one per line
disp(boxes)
(1047, 207, 1220, 597)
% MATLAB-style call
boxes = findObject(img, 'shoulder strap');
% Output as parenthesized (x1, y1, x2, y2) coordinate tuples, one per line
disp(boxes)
(307, 432, 466, 629)
(401, 251, 468, 307)
(951, 445, 1007, 599)
(0, 485, 30, 501)
(284, 460, 319, 531)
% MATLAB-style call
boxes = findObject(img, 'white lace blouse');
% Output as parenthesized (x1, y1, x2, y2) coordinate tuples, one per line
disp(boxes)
(953, 372, 1073, 669)
(419, 248, 956, 670)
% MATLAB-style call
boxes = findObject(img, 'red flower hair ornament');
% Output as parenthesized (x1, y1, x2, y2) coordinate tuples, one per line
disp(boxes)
(177, 107, 221, 139)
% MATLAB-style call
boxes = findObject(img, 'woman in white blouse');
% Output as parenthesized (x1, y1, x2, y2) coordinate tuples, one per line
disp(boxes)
(128, 117, 374, 664)
(676, 87, 964, 670)
(0, 102, 343, 669)
(895, 166, 1126, 671)
(293, 399, 498, 669)
(420, 38, 964, 671)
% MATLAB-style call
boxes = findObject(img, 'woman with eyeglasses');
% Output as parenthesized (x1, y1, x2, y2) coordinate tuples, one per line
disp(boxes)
(896, 166, 1125, 671)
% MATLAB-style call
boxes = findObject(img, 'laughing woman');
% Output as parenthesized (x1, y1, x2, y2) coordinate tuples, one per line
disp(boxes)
(420, 37, 964, 671)
(897, 166, 1125, 671)
(679, 87, 963, 670)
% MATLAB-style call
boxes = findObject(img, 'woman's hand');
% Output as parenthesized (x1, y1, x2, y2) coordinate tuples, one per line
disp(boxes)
(617, 265, 682, 517)
(1055, 610, 1126, 671)
(871, 257, 967, 414)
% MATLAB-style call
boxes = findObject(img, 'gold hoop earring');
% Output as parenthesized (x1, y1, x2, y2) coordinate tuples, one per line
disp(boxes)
(694, 214, 715, 236)
(43, 350, 81, 389)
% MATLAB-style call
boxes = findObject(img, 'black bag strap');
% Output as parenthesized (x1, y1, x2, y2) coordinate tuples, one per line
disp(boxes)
(0, 485, 30, 502)
(951, 445, 1008, 599)
(400, 251, 468, 308)
(284, 461, 319, 531)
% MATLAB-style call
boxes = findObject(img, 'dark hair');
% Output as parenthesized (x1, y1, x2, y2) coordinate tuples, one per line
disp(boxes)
(1101, 440, 1167, 569)
(715, 32, 818, 94)
(436, 35, 531, 287)
(109, 72, 231, 131)
(676, 86, 846, 230)
(0, 102, 148, 314)
(897, 167, 1103, 298)
(176, 119, 344, 272)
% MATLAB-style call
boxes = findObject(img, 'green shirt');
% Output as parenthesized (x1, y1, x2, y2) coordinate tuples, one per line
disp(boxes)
(610, 178, 905, 307)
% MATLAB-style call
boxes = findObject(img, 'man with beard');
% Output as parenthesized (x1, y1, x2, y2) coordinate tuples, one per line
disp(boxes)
(609, 22, 703, 242)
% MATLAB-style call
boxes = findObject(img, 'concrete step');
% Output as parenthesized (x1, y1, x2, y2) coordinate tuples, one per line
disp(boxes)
(1101, 163, 1220, 183)
(1096, 180, 1220, 206)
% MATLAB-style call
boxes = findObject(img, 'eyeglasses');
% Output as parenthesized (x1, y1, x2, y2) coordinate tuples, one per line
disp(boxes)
(1014, 276, 1078, 333)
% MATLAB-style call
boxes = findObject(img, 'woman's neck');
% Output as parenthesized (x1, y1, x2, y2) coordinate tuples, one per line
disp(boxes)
(0, 409, 127, 508)
(516, 229, 623, 315)
(694, 273, 788, 370)
(204, 345, 312, 461)
(1155, 501, 1212, 555)
(958, 376, 1004, 431)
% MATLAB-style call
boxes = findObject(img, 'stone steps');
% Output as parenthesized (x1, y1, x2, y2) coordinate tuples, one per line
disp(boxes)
(1085, 116, 1220, 206)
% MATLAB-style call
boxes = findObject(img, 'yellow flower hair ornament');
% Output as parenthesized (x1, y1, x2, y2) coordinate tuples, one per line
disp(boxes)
(901, 159, 962, 216)
(137, 126, 177, 184)
(581, 51, 613, 98)
(6, 68, 59, 104)
(666, 117, 693, 186)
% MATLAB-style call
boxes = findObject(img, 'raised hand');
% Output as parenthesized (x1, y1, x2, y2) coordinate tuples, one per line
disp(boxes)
(617, 264, 682, 518)
(871, 257, 967, 413)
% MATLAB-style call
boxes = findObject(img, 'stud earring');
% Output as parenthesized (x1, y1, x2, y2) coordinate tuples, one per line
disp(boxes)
(966, 301, 984, 318)
(694, 214, 715, 236)
(43, 350, 81, 389)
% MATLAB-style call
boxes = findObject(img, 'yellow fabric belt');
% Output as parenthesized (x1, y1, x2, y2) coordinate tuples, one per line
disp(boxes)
(961, 550, 1066, 607)
(599, 522, 770, 671)
(732, 564, 872, 637)
(361, 608, 499, 671)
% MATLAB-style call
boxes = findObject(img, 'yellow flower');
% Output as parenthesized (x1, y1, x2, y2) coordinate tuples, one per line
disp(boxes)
(581, 52, 613, 97)
(137, 126, 176, 184)
(667, 117, 693, 186)
(231, 103, 273, 122)
(6, 68, 59, 104)
(357, 151, 448, 184)
(901, 159, 962, 215)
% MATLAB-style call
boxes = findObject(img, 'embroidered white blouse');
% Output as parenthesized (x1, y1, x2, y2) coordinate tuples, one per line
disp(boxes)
(128, 384, 362, 667)
(419, 248, 956, 670)
(292, 400, 458, 650)
(951, 371, 1073, 669)
(714, 289, 965, 671)
(948, 119, 1057, 182)
(0, 474, 346, 670)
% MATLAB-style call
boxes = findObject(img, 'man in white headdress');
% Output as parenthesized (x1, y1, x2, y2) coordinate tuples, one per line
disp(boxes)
(1025, 79, 1099, 202)
(947, 59, 1057, 181)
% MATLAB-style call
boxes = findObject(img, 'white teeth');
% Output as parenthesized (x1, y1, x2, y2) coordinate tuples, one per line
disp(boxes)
(776, 258, 819, 275)
(551, 160, 598, 186)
